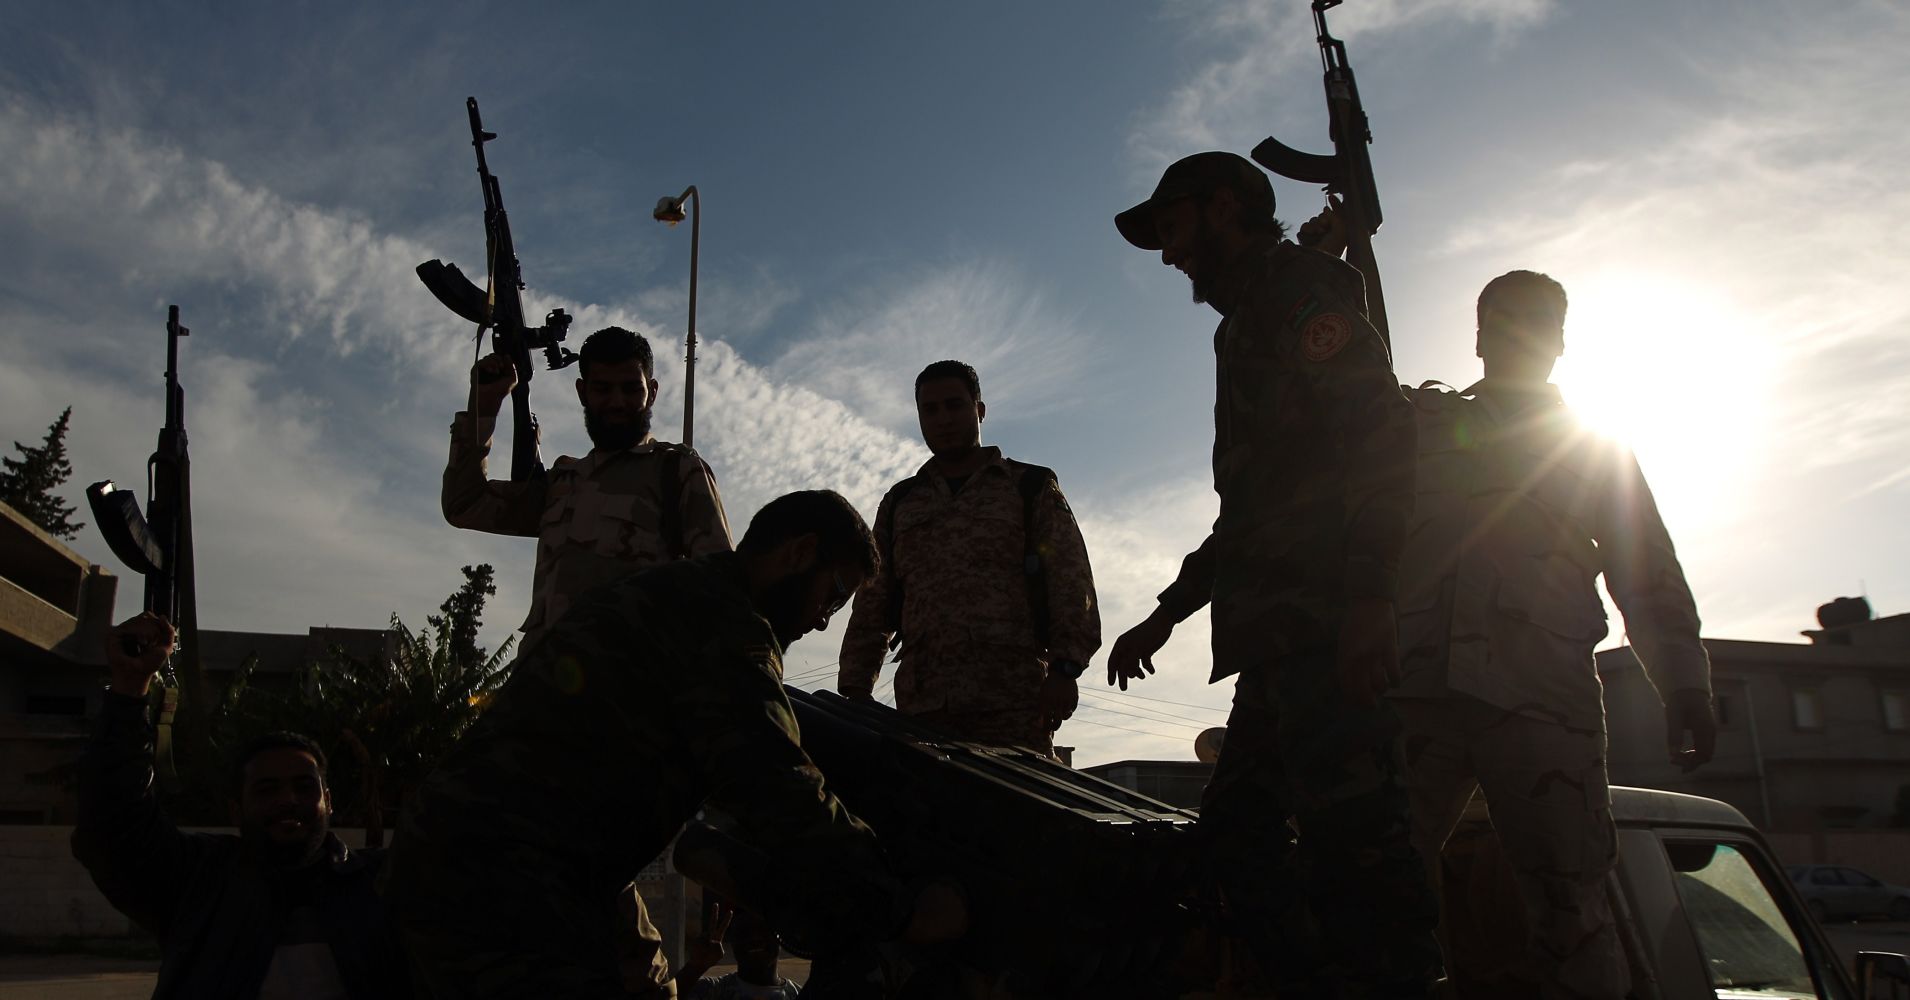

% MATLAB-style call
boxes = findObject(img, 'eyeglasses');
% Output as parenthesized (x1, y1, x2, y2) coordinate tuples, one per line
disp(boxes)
(822, 569, 852, 619)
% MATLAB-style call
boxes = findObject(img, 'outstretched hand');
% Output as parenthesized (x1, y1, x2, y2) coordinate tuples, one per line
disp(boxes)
(1107, 611, 1174, 690)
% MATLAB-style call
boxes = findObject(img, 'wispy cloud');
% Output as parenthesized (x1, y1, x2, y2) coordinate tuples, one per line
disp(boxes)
(775, 260, 1101, 436)
(1133, 0, 1555, 170)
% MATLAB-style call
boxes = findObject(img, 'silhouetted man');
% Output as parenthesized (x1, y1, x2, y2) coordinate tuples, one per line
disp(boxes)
(1108, 151, 1439, 996)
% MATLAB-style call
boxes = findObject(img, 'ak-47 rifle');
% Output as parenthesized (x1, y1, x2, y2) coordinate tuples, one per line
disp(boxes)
(1253, 0, 1391, 348)
(417, 97, 576, 482)
(87, 305, 204, 782)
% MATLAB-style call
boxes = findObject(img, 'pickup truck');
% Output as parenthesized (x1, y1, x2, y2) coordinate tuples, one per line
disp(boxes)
(699, 692, 1910, 999)
(1360, 786, 1906, 999)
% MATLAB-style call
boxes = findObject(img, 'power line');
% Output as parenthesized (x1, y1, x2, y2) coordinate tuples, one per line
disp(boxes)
(1063, 715, 1199, 740)
(1079, 693, 1220, 729)
(1090, 686, 1232, 716)
(1071, 702, 1204, 734)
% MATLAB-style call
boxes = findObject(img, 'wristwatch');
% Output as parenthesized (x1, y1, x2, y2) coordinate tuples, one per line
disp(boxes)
(1050, 659, 1088, 680)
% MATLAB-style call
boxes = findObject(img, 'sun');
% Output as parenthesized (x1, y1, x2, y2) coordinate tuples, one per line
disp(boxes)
(1549, 273, 1778, 530)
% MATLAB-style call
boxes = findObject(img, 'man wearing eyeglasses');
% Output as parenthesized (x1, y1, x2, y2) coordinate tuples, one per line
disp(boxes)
(838, 360, 1101, 755)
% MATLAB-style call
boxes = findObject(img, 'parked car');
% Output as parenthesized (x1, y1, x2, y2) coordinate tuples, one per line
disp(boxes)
(1790, 864, 1910, 923)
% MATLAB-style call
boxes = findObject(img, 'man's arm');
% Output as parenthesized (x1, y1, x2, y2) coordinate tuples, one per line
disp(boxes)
(1106, 530, 1216, 689)
(441, 353, 546, 536)
(679, 453, 735, 556)
(1597, 447, 1715, 769)
(837, 493, 899, 700)
(1269, 261, 1417, 705)
(70, 614, 205, 937)
(680, 661, 910, 945)
(1034, 478, 1101, 666)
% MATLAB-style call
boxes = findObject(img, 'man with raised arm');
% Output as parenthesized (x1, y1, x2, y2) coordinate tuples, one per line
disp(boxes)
(1108, 152, 1439, 997)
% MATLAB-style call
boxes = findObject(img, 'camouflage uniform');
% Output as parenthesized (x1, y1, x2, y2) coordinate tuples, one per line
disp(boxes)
(1393, 380, 1709, 999)
(1151, 238, 1440, 993)
(837, 447, 1100, 751)
(440, 410, 733, 996)
(442, 410, 733, 642)
(384, 553, 909, 999)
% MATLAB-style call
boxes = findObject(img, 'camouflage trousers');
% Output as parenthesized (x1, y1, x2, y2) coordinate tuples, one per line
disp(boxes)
(909, 704, 1052, 754)
(1200, 654, 1443, 997)
(1395, 695, 1627, 1000)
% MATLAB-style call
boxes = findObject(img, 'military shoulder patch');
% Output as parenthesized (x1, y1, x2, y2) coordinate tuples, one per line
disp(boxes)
(1301, 313, 1353, 362)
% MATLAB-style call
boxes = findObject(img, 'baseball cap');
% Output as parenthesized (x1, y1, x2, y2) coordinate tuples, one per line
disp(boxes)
(1115, 151, 1275, 251)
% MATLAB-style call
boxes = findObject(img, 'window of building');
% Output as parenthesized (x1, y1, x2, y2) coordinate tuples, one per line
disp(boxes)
(1884, 690, 1909, 733)
(1792, 688, 1823, 730)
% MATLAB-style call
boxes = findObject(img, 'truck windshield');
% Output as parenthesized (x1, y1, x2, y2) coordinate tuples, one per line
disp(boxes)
(1669, 842, 1818, 997)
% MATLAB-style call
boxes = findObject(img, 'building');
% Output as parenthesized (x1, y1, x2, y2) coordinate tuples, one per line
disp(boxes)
(0, 498, 393, 823)
(1079, 759, 1213, 810)
(1600, 598, 1910, 832)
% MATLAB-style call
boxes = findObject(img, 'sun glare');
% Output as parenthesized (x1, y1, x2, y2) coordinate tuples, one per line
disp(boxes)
(1550, 274, 1778, 530)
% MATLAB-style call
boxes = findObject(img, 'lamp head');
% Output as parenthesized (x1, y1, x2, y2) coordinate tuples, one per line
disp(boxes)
(653, 196, 687, 226)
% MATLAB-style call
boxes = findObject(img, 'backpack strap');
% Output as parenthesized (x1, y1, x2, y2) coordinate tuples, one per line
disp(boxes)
(879, 475, 924, 651)
(1014, 464, 1059, 649)
(659, 447, 688, 560)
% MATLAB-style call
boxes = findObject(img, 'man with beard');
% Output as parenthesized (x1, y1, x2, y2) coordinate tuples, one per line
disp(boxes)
(386, 491, 964, 998)
(1107, 152, 1440, 996)
(72, 612, 408, 999)
(443, 325, 728, 995)
(837, 360, 1100, 753)
(443, 325, 732, 647)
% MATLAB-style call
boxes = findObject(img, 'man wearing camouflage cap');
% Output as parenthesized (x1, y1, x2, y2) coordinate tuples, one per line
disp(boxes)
(1108, 152, 1440, 996)
(838, 359, 1101, 753)
(1392, 270, 1715, 998)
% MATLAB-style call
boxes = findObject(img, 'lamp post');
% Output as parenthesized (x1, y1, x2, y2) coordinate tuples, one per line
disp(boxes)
(652, 186, 700, 448)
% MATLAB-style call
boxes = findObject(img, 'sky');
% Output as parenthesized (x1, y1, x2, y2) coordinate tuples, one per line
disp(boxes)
(3, 0, 1906, 768)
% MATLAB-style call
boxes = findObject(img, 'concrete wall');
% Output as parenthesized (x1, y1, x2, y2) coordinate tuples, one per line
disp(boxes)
(0, 826, 381, 941)
(0, 825, 138, 939)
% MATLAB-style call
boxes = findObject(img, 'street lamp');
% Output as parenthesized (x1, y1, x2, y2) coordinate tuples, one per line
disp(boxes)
(652, 186, 699, 448)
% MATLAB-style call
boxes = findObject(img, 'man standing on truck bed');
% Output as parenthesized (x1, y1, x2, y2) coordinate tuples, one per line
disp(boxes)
(838, 360, 1101, 754)
(1107, 152, 1440, 996)
(1392, 269, 1717, 998)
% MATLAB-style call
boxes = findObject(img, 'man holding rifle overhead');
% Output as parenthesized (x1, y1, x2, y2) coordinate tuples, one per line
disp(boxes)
(1108, 152, 1439, 997)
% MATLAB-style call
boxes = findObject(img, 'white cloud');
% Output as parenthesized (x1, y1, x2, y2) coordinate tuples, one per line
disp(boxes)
(774, 260, 1101, 437)
(1133, 0, 1555, 171)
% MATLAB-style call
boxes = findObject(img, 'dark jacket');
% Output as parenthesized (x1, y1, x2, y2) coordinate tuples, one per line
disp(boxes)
(71, 691, 408, 999)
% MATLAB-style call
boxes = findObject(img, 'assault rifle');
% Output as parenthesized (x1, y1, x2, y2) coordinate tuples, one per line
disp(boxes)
(417, 97, 576, 482)
(1253, 0, 1391, 347)
(87, 305, 204, 781)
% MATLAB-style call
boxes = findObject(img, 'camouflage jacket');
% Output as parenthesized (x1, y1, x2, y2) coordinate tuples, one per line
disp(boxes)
(838, 447, 1101, 714)
(442, 411, 732, 639)
(386, 552, 906, 951)
(1393, 381, 1709, 729)
(1155, 239, 1417, 680)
